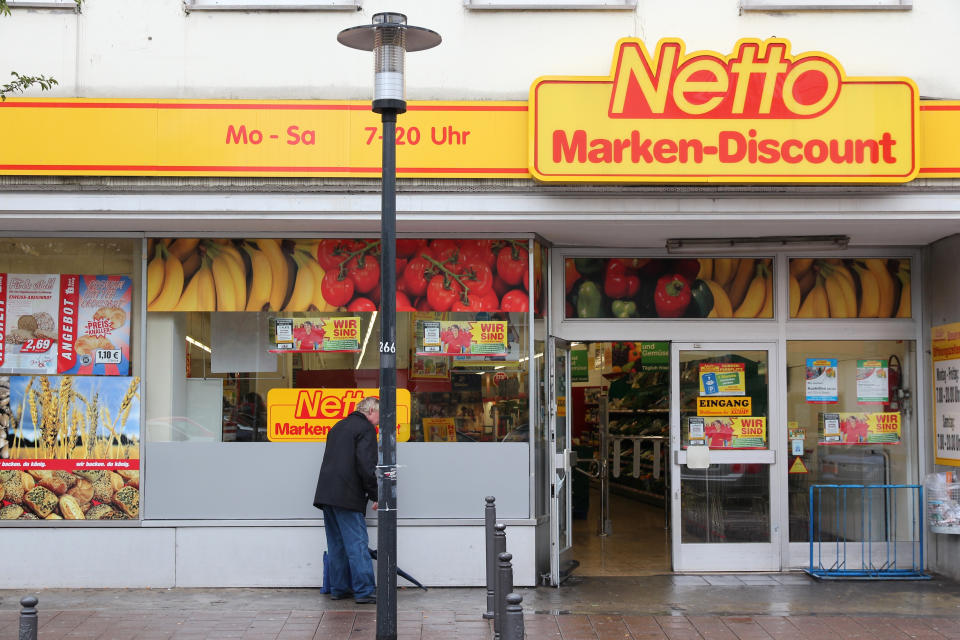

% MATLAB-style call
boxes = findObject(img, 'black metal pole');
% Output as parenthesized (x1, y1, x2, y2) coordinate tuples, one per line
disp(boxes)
(376, 108, 399, 640)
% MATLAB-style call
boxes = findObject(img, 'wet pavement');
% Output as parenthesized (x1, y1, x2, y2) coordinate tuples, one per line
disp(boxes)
(2, 573, 960, 638)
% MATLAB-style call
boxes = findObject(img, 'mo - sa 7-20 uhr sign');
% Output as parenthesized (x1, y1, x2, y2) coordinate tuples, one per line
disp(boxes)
(529, 38, 919, 183)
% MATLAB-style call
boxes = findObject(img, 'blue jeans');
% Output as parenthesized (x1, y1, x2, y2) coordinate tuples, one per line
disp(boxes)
(322, 506, 376, 599)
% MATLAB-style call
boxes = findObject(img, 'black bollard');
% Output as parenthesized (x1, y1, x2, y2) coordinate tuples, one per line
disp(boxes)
(491, 524, 507, 638)
(483, 496, 497, 620)
(19, 596, 38, 640)
(495, 551, 514, 640)
(502, 593, 525, 640)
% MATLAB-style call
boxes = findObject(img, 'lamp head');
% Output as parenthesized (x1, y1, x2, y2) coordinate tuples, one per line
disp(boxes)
(338, 12, 441, 114)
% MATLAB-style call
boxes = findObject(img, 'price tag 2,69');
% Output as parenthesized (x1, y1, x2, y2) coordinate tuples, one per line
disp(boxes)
(20, 339, 53, 353)
(95, 349, 122, 365)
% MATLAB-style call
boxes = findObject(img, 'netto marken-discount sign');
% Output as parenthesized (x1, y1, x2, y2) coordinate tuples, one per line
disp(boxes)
(530, 38, 918, 183)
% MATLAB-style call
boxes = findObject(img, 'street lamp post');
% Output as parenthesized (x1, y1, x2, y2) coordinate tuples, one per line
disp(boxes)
(338, 13, 440, 640)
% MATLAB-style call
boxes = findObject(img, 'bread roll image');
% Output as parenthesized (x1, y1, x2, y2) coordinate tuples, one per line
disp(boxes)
(23, 486, 59, 518)
(27, 470, 53, 482)
(117, 470, 139, 485)
(109, 472, 124, 493)
(0, 505, 24, 519)
(84, 504, 115, 520)
(45, 513, 63, 520)
(112, 485, 139, 518)
(17, 314, 38, 333)
(39, 475, 68, 496)
(20, 471, 35, 492)
(0, 483, 4, 501)
(18, 513, 40, 520)
(93, 307, 126, 331)
(32, 312, 56, 333)
(0, 470, 24, 504)
(67, 478, 95, 506)
(59, 495, 86, 520)
(92, 475, 114, 503)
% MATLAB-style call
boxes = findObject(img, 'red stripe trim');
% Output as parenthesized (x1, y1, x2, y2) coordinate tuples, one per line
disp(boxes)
(0, 164, 528, 173)
(0, 101, 526, 112)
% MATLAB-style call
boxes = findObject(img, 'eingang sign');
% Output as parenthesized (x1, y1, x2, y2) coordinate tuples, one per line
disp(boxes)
(530, 38, 919, 183)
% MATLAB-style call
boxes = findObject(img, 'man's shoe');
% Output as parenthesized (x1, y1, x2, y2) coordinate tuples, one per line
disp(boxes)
(329, 593, 351, 601)
(354, 596, 376, 604)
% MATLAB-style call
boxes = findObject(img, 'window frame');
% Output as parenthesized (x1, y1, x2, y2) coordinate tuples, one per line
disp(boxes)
(741, 0, 911, 10)
(183, 0, 360, 11)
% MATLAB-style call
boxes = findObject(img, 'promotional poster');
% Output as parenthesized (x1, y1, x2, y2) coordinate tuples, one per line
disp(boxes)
(932, 322, 960, 466)
(416, 320, 508, 356)
(0, 274, 132, 376)
(819, 411, 901, 445)
(805, 358, 839, 403)
(270, 317, 361, 353)
(687, 416, 767, 449)
(0, 375, 141, 521)
(699, 363, 745, 396)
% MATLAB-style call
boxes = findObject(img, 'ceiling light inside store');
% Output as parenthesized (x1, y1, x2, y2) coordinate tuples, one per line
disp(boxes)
(665, 235, 849, 254)
(185, 336, 211, 353)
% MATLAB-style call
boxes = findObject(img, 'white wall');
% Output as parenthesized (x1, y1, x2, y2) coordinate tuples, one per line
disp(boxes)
(1, 1, 957, 100)
(0, 524, 537, 588)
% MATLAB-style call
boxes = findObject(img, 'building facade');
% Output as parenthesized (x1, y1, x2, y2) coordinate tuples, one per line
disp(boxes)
(2, 0, 960, 588)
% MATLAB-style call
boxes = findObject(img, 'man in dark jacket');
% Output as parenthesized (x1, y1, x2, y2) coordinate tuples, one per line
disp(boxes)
(313, 396, 379, 604)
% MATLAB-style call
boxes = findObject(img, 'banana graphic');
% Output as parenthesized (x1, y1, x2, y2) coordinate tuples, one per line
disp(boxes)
(168, 238, 201, 262)
(283, 254, 315, 312)
(180, 250, 203, 282)
(896, 268, 911, 318)
(759, 268, 773, 318)
(834, 269, 857, 317)
(211, 253, 239, 311)
(852, 263, 880, 318)
(727, 258, 756, 309)
(703, 279, 733, 318)
(733, 265, 766, 318)
(713, 258, 738, 288)
(302, 256, 333, 312)
(256, 239, 290, 311)
(147, 245, 165, 306)
(864, 259, 895, 317)
(172, 272, 202, 312)
(243, 243, 273, 312)
(797, 277, 829, 318)
(789, 275, 802, 317)
(823, 272, 850, 318)
(789, 258, 814, 278)
(697, 258, 713, 281)
(797, 269, 816, 297)
(147, 247, 184, 312)
(196, 264, 217, 311)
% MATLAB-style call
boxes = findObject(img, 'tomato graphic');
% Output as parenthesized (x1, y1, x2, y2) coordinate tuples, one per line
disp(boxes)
(496, 245, 528, 286)
(396, 291, 416, 311)
(321, 270, 355, 307)
(461, 262, 494, 296)
(397, 238, 427, 259)
(401, 256, 432, 297)
(493, 275, 511, 300)
(348, 255, 380, 293)
(501, 289, 529, 312)
(316, 239, 357, 271)
(428, 239, 460, 264)
(459, 239, 496, 268)
(451, 293, 484, 312)
(347, 297, 377, 312)
(480, 290, 500, 310)
(426, 274, 463, 312)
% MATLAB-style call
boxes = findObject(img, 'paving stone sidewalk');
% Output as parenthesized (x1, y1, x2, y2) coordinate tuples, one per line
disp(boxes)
(4, 609, 960, 640)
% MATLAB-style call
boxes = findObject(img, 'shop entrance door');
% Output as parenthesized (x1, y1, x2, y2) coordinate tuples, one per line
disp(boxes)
(547, 336, 575, 586)
(670, 342, 783, 572)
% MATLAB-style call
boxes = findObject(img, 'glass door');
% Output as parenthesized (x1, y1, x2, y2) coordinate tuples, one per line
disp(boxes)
(670, 342, 783, 572)
(547, 336, 575, 585)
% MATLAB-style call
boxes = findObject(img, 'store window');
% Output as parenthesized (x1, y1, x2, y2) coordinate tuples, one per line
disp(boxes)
(565, 257, 773, 319)
(788, 258, 911, 318)
(786, 340, 917, 542)
(145, 237, 535, 445)
(0, 238, 141, 522)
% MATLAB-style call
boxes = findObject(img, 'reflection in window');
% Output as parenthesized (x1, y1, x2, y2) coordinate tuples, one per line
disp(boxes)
(146, 310, 531, 443)
(786, 341, 917, 542)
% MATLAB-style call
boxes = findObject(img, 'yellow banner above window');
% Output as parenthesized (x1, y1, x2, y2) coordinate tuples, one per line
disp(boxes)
(266, 388, 411, 442)
(697, 396, 752, 417)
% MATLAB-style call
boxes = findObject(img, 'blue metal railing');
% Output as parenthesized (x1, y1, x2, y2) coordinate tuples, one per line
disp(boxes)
(806, 484, 929, 580)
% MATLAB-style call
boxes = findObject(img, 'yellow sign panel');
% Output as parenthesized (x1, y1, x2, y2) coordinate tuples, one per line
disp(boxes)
(266, 388, 411, 442)
(0, 99, 528, 179)
(789, 457, 809, 474)
(919, 102, 960, 178)
(697, 396, 752, 417)
(530, 38, 919, 183)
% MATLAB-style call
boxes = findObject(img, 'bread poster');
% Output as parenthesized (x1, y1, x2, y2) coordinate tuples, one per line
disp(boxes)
(0, 274, 132, 376)
(0, 375, 140, 521)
